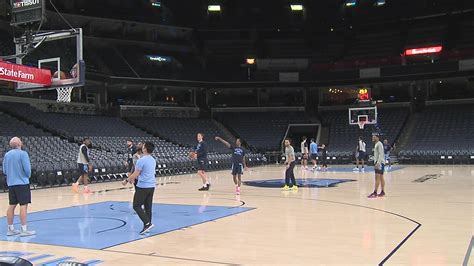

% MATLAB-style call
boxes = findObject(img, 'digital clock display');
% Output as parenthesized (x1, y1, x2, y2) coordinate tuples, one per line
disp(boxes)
(358, 88, 370, 101)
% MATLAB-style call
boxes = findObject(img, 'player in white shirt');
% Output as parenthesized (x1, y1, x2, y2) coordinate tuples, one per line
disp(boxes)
(368, 133, 386, 198)
(353, 136, 366, 172)
(300, 136, 309, 169)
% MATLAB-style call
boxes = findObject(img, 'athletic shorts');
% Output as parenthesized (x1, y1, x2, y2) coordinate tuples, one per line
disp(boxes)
(8, 184, 31, 206)
(231, 163, 244, 176)
(310, 154, 318, 161)
(197, 159, 207, 171)
(375, 163, 385, 175)
(357, 151, 366, 160)
(78, 163, 88, 174)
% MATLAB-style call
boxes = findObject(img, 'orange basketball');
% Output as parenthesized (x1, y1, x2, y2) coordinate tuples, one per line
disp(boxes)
(53, 71, 67, 80)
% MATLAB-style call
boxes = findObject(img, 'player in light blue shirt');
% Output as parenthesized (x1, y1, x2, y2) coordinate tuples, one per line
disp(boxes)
(309, 139, 319, 171)
(3, 137, 35, 237)
(124, 141, 156, 234)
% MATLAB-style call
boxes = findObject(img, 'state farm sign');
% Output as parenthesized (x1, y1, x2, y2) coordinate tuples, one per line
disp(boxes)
(0, 61, 52, 86)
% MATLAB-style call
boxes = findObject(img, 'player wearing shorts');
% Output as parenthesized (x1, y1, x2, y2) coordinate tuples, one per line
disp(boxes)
(215, 137, 248, 195)
(123, 142, 143, 189)
(383, 139, 392, 170)
(354, 137, 366, 172)
(3, 137, 36, 237)
(282, 138, 297, 191)
(319, 144, 328, 170)
(72, 138, 93, 193)
(125, 139, 136, 175)
(300, 136, 309, 169)
(123, 142, 156, 234)
(368, 134, 386, 198)
(195, 133, 210, 191)
(309, 138, 318, 171)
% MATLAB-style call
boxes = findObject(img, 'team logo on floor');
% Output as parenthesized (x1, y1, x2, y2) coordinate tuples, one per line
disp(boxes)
(244, 178, 355, 188)
(412, 174, 442, 183)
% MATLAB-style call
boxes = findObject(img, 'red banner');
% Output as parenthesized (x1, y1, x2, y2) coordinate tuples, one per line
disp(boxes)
(0, 61, 52, 86)
(405, 46, 443, 56)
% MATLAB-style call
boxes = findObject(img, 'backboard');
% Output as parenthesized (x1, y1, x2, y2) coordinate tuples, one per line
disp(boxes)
(14, 28, 85, 92)
(349, 106, 377, 127)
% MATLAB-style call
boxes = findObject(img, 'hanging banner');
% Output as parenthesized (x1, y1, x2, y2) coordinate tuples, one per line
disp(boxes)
(360, 68, 380, 78)
(459, 58, 474, 71)
(257, 59, 308, 71)
(0, 61, 52, 85)
(279, 72, 299, 82)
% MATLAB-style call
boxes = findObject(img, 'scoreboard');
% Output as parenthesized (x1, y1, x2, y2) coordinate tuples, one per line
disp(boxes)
(358, 88, 371, 102)
(10, 0, 44, 26)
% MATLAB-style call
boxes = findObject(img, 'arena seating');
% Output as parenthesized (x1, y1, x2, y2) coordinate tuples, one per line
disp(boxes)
(0, 101, 149, 137)
(0, 111, 49, 137)
(132, 117, 234, 153)
(215, 111, 310, 152)
(0, 101, 264, 191)
(322, 107, 409, 163)
(398, 104, 474, 164)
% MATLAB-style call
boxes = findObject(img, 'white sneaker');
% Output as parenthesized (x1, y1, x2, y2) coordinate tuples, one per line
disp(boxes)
(20, 230, 36, 237)
(361, 168, 365, 172)
(7, 228, 20, 236)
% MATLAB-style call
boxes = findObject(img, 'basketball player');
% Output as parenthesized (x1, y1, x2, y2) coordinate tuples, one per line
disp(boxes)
(72, 138, 93, 193)
(123, 142, 143, 189)
(123, 141, 156, 234)
(132, 142, 143, 187)
(309, 138, 319, 171)
(383, 139, 392, 170)
(125, 140, 136, 175)
(215, 136, 248, 195)
(319, 144, 328, 171)
(195, 133, 210, 191)
(353, 136, 366, 172)
(368, 134, 386, 198)
(300, 136, 309, 169)
(3, 137, 36, 237)
(282, 138, 297, 191)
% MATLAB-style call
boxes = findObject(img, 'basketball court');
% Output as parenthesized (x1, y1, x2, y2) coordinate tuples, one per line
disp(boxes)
(1, 164, 473, 265)
(1, 1, 473, 266)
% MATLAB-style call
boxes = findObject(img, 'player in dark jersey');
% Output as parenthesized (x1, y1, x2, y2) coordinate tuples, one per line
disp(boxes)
(319, 144, 328, 171)
(194, 133, 210, 191)
(123, 142, 143, 189)
(125, 140, 136, 175)
(215, 136, 248, 195)
(383, 139, 392, 170)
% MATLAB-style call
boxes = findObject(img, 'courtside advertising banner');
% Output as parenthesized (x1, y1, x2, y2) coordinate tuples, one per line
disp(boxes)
(0, 61, 52, 85)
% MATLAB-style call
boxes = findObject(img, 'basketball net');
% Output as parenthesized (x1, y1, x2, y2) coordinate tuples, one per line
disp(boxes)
(56, 86, 74, 103)
(358, 121, 366, 130)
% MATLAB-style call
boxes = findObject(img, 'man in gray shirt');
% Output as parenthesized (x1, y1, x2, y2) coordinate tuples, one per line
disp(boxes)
(368, 133, 386, 198)
(282, 138, 297, 191)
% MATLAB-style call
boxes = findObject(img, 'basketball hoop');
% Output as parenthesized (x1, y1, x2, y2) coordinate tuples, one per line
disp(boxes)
(56, 86, 74, 103)
(358, 121, 366, 130)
